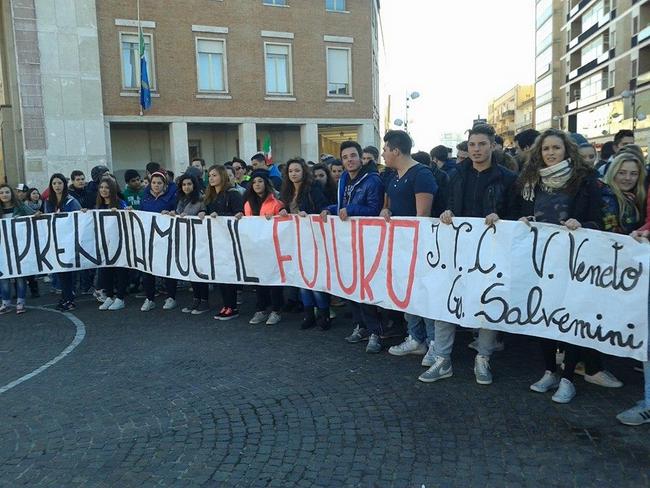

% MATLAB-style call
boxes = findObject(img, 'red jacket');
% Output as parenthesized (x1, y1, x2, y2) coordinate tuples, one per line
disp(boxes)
(244, 194, 284, 217)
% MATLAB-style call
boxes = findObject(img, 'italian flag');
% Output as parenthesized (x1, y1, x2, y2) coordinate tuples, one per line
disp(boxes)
(263, 134, 273, 165)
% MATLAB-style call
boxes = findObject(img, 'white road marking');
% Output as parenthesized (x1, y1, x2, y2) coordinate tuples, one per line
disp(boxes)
(0, 306, 86, 395)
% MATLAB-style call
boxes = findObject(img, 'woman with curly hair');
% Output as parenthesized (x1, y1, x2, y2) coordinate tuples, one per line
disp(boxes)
(510, 129, 607, 404)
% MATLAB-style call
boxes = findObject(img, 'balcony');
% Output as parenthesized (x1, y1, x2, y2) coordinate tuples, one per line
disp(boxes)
(577, 22, 600, 44)
(502, 109, 515, 117)
(640, 25, 650, 44)
(568, 0, 591, 21)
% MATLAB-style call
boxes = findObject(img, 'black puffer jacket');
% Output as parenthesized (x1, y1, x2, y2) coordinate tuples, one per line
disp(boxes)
(447, 158, 517, 217)
(508, 173, 603, 229)
(284, 183, 328, 214)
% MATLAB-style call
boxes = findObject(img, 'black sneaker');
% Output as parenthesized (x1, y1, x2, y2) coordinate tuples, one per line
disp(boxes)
(56, 300, 76, 312)
(182, 299, 201, 313)
(215, 307, 239, 321)
(317, 314, 331, 331)
(345, 324, 369, 343)
(301, 312, 317, 330)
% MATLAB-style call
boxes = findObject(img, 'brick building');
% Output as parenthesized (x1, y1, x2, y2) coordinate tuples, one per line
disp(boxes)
(0, 0, 381, 187)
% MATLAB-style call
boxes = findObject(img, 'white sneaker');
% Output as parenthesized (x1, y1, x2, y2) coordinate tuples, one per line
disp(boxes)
(108, 298, 125, 311)
(162, 297, 177, 310)
(141, 299, 156, 312)
(474, 355, 493, 385)
(388, 335, 427, 356)
(584, 370, 623, 388)
(421, 340, 436, 367)
(552, 378, 576, 403)
(530, 370, 560, 393)
(99, 297, 114, 310)
(249, 311, 269, 324)
(418, 356, 453, 383)
(266, 311, 281, 325)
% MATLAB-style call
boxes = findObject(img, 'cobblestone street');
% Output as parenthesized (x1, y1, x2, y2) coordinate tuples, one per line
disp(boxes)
(0, 288, 648, 487)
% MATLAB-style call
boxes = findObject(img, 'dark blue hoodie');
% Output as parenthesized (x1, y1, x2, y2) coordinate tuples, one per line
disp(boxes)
(140, 186, 176, 213)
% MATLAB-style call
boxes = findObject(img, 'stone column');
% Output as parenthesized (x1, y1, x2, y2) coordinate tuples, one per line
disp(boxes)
(169, 121, 189, 176)
(238, 122, 257, 161)
(300, 123, 319, 163)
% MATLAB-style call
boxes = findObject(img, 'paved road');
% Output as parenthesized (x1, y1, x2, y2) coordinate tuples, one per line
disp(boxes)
(0, 286, 648, 487)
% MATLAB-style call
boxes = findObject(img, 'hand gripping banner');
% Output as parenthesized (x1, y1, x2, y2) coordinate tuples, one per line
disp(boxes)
(1, 210, 648, 360)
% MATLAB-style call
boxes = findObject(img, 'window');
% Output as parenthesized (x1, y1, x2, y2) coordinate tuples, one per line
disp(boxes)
(327, 47, 351, 96)
(120, 32, 155, 90)
(264, 43, 292, 94)
(581, 35, 605, 65)
(535, 103, 552, 124)
(535, 0, 552, 26)
(582, 1, 605, 32)
(535, 46, 552, 79)
(196, 38, 227, 92)
(263, 0, 287, 5)
(536, 18, 552, 54)
(580, 71, 604, 102)
(535, 74, 553, 106)
(326, 0, 346, 11)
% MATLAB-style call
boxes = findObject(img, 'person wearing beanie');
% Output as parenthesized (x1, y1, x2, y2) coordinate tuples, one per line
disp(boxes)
(250, 153, 282, 190)
(123, 169, 144, 209)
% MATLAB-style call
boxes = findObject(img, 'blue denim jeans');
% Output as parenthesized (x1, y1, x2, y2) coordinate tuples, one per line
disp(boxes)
(351, 302, 382, 335)
(1, 278, 26, 304)
(405, 313, 435, 344)
(58, 271, 76, 302)
(433, 320, 497, 358)
(299, 289, 330, 309)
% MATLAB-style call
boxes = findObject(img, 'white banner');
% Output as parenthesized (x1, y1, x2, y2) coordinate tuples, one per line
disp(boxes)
(1, 210, 648, 360)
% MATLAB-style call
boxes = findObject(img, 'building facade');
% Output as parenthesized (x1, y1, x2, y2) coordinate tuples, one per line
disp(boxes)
(535, 0, 566, 132)
(0, 0, 381, 187)
(487, 84, 535, 147)
(561, 0, 650, 147)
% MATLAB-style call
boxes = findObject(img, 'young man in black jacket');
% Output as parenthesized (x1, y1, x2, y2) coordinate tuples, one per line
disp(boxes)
(419, 124, 516, 386)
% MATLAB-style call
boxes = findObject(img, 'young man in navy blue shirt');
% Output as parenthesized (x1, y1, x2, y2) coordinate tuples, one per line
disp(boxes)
(379, 130, 439, 368)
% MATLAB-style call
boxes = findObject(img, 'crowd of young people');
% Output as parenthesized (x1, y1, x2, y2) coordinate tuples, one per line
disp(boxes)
(2, 124, 650, 427)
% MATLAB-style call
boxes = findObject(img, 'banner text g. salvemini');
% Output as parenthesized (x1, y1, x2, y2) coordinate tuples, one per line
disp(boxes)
(1, 210, 648, 360)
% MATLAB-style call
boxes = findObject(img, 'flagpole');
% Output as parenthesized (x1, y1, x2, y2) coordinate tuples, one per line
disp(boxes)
(137, 0, 143, 116)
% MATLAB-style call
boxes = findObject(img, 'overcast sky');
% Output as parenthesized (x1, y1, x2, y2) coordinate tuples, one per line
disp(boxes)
(379, 0, 536, 151)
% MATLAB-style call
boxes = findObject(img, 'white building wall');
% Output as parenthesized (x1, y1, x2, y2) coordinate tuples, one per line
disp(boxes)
(27, 0, 107, 188)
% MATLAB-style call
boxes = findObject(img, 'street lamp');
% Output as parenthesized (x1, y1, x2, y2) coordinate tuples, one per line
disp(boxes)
(621, 89, 647, 130)
(405, 91, 420, 134)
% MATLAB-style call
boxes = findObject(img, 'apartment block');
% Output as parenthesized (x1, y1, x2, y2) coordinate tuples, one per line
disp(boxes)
(552, 0, 650, 146)
(535, 0, 566, 131)
(0, 0, 381, 188)
(487, 85, 535, 147)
